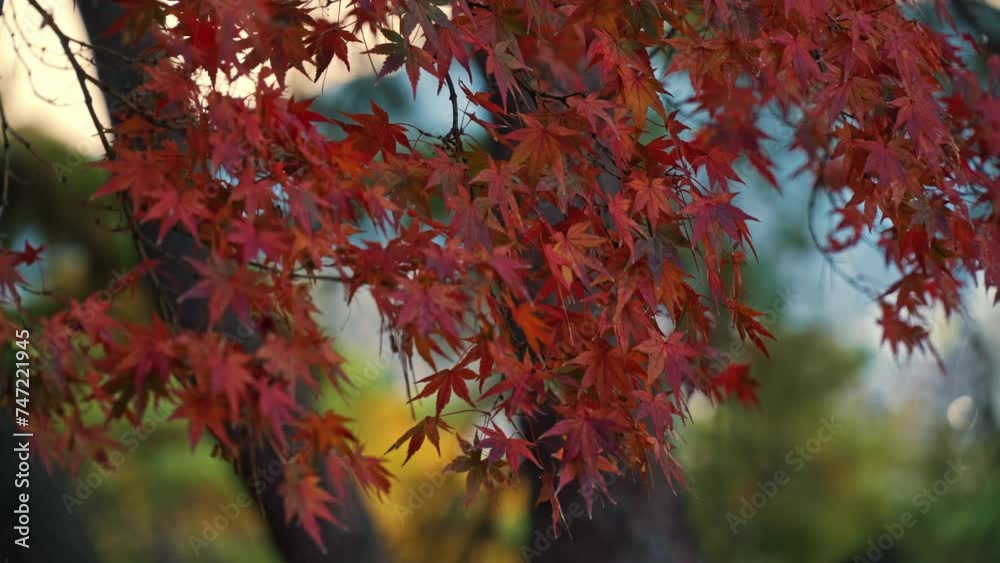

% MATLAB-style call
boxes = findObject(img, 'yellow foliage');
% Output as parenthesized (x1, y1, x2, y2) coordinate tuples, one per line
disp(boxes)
(346, 390, 528, 563)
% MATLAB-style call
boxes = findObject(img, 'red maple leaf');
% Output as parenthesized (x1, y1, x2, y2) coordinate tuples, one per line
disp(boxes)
(282, 471, 341, 551)
(386, 416, 452, 465)
(411, 367, 477, 416)
(709, 364, 759, 408)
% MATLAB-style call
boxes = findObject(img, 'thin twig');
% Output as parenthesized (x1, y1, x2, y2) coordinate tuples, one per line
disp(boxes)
(806, 171, 880, 300)
(0, 96, 10, 223)
(25, 0, 113, 158)
(444, 73, 462, 156)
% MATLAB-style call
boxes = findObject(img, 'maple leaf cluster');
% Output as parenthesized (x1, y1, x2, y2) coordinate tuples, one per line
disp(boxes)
(2, 0, 998, 547)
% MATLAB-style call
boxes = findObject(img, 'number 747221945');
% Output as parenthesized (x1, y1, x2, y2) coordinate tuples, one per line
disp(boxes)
(13, 329, 30, 427)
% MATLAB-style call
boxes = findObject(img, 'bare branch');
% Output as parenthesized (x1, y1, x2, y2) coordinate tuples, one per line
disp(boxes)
(24, 0, 113, 157)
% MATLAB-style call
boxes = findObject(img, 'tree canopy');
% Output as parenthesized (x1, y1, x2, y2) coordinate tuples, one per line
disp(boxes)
(1, 0, 999, 552)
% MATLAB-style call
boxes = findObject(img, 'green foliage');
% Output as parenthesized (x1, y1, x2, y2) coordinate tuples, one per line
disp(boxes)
(681, 331, 902, 563)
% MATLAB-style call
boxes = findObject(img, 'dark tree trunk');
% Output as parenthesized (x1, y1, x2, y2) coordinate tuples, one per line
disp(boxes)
(71, 2, 387, 561)
(522, 409, 702, 563)
(467, 50, 705, 563)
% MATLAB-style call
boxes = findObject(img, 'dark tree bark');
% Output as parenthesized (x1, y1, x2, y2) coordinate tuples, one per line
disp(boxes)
(68, 2, 388, 561)
(466, 50, 706, 563)
(522, 409, 703, 563)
